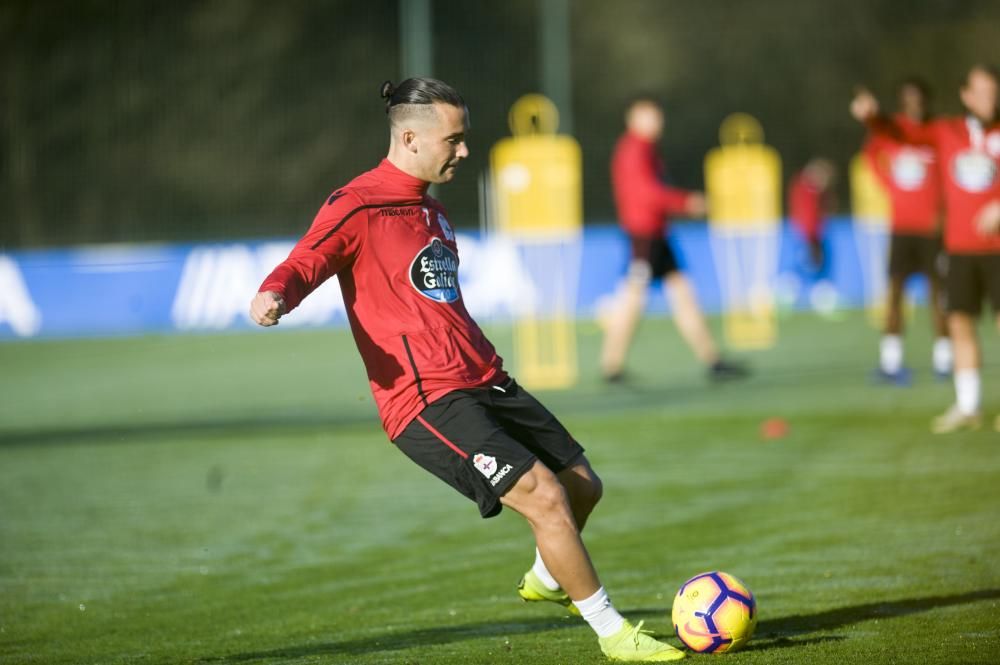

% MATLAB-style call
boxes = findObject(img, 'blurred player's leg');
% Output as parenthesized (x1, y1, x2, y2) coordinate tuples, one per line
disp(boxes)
(929, 273, 952, 377)
(926, 242, 952, 378)
(665, 272, 718, 364)
(934, 254, 989, 432)
(933, 312, 981, 433)
(879, 273, 906, 379)
(599, 265, 649, 381)
(949, 313, 979, 403)
(665, 272, 747, 382)
(995, 313, 1000, 432)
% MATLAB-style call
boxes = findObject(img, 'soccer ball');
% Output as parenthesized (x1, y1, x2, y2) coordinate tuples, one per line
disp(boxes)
(671, 571, 757, 653)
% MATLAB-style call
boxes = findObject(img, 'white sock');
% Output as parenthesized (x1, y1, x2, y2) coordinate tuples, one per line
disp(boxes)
(573, 586, 625, 638)
(954, 368, 981, 415)
(880, 334, 903, 374)
(532, 548, 561, 591)
(933, 337, 953, 374)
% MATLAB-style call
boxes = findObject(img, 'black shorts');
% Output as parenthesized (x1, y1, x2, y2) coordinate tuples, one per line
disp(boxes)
(888, 233, 943, 279)
(944, 253, 1000, 316)
(393, 377, 585, 519)
(630, 235, 681, 280)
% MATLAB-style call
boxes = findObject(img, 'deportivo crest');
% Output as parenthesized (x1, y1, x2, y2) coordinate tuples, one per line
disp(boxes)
(421, 207, 456, 241)
(410, 237, 459, 303)
(891, 148, 931, 191)
(473, 453, 498, 478)
(437, 212, 456, 241)
(952, 149, 997, 193)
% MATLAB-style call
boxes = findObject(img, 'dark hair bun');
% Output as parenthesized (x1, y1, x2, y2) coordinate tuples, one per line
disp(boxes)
(379, 78, 465, 117)
(380, 81, 395, 113)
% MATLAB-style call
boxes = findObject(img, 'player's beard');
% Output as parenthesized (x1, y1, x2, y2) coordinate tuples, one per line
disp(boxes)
(438, 161, 459, 181)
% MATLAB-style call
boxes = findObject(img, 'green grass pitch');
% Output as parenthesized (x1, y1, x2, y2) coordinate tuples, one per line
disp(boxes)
(1, 310, 999, 664)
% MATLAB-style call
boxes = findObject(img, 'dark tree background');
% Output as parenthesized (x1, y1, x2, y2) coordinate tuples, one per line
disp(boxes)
(1, 0, 998, 248)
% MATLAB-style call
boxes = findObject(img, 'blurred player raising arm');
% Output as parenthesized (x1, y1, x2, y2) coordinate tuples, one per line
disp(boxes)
(852, 65, 1000, 432)
(854, 79, 950, 383)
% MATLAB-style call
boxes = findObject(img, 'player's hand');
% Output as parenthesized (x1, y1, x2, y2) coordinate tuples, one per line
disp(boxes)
(685, 192, 708, 217)
(250, 290, 287, 326)
(974, 200, 1000, 236)
(850, 87, 879, 122)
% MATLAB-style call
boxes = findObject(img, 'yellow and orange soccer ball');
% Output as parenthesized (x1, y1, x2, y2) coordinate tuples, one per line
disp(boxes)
(671, 571, 757, 654)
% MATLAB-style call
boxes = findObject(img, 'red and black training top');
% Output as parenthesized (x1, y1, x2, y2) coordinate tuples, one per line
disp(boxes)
(863, 113, 942, 236)
(787, 171, 827, 244)
(259, 159, 507, 439)
(867, 114, 1000, 254)
(610, 131, 693, 238)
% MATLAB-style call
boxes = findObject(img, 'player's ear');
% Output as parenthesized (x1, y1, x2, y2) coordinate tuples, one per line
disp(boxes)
(402, 128, 419, 154)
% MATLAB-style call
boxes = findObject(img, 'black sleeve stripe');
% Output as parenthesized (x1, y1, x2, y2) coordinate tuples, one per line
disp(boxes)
(400, 334, 429, 408)
(308, 199, 424, 251)
(308, 204, 372, 251)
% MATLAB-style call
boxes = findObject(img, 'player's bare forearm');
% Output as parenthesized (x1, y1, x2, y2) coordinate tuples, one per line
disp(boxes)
(250, 290, 287, 326)
(850, 88, 907, 141)
(657, 185, 695, 217)
(685, 192, 708, 217)
(974, 199, 1000, 236)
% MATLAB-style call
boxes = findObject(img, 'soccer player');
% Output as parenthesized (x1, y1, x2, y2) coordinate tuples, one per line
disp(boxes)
(787, 158, 838, 314)
(788, 158, 836, 273)
(852, 65, 1000, 432)
(249, 78, 685, 661)
(600, 96, 747, 383)
(856, 78, 950, 384)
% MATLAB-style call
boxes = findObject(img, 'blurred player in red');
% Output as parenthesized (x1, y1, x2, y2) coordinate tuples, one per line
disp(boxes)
(788, 158, 836, 272)
(601, 96, 747, 383)
(788, 158, 839, 316)
(853, 65, 1000, 432)
(250, 78, 685, 661)
(858, 78, 949, 384)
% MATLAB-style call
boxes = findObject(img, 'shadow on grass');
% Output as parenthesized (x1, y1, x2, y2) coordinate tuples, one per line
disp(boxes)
(0, 383, 698, 447)
(748, 587, 1000, 651)
(200, 589, 1000, 662)
(0, 364, 848, 447)
(8, 347, 946, 448)
(196, 614, 593, 663)
(0, 412, 377, 447)
(4, 350, 987, 448)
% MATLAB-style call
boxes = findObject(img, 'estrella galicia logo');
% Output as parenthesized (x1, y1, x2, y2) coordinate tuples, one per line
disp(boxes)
(409, 238, 460, 303)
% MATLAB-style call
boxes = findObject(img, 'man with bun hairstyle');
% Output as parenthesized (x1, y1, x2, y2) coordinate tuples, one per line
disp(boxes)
(852, 64, 1000, 432)
(250, 78, 686, 661)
